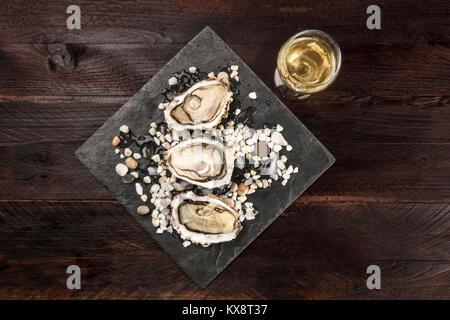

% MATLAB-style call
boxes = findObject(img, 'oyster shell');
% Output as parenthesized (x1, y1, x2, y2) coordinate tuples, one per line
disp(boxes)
(165, 137, 234, 189)
(164, 73, 233, 131)
(171, 192, 242, 245)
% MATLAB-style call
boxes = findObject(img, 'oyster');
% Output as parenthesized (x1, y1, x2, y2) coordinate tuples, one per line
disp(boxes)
(165, 137, 234, 189)
(164, 72, 233, 131)
(171, 192, 242, 245)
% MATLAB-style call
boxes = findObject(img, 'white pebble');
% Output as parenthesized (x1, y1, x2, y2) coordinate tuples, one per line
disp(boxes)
(151, 154, 161, 163)
(115, 148, 120, 154)
(183, 241, 191, 247)
(207, 72, 215, 78)
(149, 127, 156, 136)
(130, 171, 139, 178)
(143, 176, 151, 184)
(120, 154, 124, 159)
(135, 183, 143, 195)
(150, 184, 160, 194)
(115, 163, 128, 176)
(133, 153, 142, 159)
(271, 131, 288, 146)
(124, 148, 132, 157)
(168, 77, 177, 85)
(273, 144, 282, 153)
(189, 66, 197, 73)
(141, 194, 148, 202)
(248, 92, 257, 99)
(158, 103, 166, 110)
(119, 125, 129, 134)
(230, 65, 239, 71)
(293, 167, 299, 173)
(276, 124, 284, 132)
(286, 145, 292, 151)
(286, 165, 294, 175)
(282, 179, 288, 186)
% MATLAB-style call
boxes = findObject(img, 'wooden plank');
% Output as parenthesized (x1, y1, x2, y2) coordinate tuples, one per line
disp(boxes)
(0, 0, 448, 45)
(0, 43, 448, 96)
(0, 141, 448, 201)
(0, 95, 448, 146)
(0, 201, 448, 299)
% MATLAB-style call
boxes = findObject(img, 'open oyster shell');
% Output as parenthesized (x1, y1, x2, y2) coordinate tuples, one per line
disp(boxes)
(171, 192, 242, 245)
(164, 73, 233, 131)
(165, 137, 234, 189)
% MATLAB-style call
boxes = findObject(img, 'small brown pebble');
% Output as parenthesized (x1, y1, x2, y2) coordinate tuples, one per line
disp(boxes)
(237, 183, 249, 196)
(112, 136, 120, 147)
(125, 157, 138, 169)
(222, 198, 235, 208)
(137, 205, 150, 215)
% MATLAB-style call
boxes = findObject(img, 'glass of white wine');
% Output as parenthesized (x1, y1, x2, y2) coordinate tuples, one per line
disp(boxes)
(274, 30, 341, 100)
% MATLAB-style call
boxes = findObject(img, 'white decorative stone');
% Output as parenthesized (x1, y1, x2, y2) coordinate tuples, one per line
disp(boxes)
(115, 163, 128, 176)
(151, 154, 161, 163)
(124, 148, 132, 157)
(273, 144, 282, 153)
(133, 153, 142, 159)
(135, 183, 143, 195)
(130, 171, 139, 178)
(143, 176, 151, 184)
(168, 77, 177, 85)
(248, 92, 257, 99)
(277, 160, 286, 170)
(119, 125, 129, 134)
(183, 240, 191, 247)
(271, 131, 288, 146)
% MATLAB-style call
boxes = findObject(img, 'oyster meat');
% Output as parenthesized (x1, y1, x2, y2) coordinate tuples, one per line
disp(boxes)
(171, 192, 242, 245)
(164, 73, 233, 131)
(165, 137, 234, 189)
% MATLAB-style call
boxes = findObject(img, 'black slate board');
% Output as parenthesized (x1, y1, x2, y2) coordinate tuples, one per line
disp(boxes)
(75, 26, 335, 288)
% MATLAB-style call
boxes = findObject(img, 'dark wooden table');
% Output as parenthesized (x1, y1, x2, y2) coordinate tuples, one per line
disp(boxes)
(0, 0, 449, 299)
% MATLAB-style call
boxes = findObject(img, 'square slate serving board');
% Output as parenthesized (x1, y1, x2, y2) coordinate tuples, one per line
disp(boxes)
(75, 26, 335, 288)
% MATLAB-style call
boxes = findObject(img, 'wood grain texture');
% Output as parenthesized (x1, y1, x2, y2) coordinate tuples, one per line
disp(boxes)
(0, 43, 449, 97)
(0, 201, 448, 299)
(0, 0, 449, 299)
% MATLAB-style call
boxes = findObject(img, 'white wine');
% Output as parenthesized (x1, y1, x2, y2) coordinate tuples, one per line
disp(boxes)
(275, 31, 340, 98)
